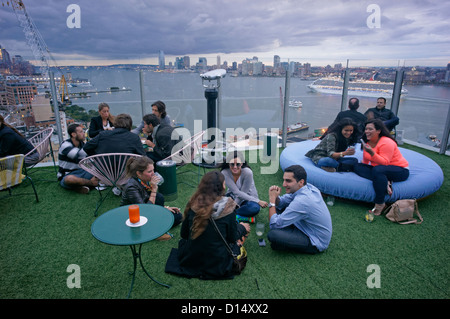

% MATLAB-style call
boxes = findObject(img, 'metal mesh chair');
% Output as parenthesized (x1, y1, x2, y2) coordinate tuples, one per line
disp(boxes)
(24, 127, 57, 178)
(161, 130, 206, 186)
(79, 153, 142, 216)
(0, 154, 39, 202)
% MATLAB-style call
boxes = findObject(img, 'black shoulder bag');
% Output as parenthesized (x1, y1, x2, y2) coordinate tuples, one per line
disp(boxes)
(209, 217, 247, 274)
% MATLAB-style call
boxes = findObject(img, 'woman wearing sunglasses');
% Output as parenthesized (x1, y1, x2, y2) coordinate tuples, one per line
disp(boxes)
(220, 151, 267, 220)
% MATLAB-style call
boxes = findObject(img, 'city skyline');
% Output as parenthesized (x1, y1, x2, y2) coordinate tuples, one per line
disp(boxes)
(1, 0, 449, 68)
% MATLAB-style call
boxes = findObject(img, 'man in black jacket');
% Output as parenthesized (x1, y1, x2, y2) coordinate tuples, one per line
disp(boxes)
(364, 97, 399, 131)
(142, 113, 178, 162)
(321, 97, 366, 140)
(84, 113, 145, 156)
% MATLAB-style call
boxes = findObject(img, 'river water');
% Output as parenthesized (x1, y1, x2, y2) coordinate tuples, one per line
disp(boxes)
(66, 69, 450, 146)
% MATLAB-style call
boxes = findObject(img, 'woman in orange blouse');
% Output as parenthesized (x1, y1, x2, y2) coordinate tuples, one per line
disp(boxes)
(354, 119, 409, 215)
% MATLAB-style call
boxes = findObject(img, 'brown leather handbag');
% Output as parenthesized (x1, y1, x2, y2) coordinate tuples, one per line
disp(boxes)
(385, 199, 423, 224)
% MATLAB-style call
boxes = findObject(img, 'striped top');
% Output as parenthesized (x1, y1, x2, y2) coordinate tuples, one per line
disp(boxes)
(58, 138, 88, 177)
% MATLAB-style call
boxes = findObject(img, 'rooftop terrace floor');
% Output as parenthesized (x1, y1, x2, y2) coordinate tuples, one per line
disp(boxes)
(1, 142, 448, 303)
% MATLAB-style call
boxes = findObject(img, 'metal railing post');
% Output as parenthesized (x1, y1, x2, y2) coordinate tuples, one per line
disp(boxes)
(340, 61, 350, 111)
(390, 69, 404, 116)
(439, 104, 450, 155)
(49, 71, 63, 145)
(139, 70, 146, 118)
(282, 67, 290, 147)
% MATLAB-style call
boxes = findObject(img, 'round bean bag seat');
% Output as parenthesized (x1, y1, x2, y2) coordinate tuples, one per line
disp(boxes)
(280, 140, 444, 203)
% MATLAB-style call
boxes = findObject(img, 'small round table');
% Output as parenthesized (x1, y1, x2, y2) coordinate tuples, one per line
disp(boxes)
(91, 204, 174, 298)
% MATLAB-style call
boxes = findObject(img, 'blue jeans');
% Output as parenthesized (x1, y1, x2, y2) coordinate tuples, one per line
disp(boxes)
(354, 163, 409, 204)
(60, 168, 93, 190)
(267, 225, 320, 254)
(316, 157, 358, 171)
(384, 117, 399, 131)
(236, 201, 261, 217)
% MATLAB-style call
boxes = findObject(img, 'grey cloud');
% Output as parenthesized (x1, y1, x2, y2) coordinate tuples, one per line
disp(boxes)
(1, 0, 449, 64)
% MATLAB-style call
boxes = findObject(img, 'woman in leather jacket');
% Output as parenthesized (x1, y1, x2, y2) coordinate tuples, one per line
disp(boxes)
(120, 156, 182, 228)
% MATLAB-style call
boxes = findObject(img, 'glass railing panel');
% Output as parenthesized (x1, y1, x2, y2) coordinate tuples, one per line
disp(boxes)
(27, 58, 450, 156)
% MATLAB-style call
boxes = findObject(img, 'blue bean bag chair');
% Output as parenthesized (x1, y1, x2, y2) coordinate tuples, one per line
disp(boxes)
(280, 140, 444, 203)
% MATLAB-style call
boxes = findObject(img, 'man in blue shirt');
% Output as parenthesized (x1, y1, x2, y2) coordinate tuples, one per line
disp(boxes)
(267, 165, 332, 254)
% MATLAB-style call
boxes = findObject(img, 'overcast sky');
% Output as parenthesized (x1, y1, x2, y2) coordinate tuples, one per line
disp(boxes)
(1, 0, 449, 67)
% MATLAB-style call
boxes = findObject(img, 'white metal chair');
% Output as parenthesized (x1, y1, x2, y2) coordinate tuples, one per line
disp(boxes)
(79, 153, 142, 216)
(161, 130, 206, 186)
(24, 127, 57, 178)
(0, 154, 39, 202)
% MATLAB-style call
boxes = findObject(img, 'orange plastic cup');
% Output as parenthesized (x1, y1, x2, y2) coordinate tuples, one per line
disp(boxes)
(128, 205, 140, 224)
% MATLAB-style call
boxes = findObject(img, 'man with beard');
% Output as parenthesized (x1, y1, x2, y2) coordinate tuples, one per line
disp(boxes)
(58, 123, 98, 194)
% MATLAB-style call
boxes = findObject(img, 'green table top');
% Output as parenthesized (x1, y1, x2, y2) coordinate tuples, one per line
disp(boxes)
(91, 204, 174, 246)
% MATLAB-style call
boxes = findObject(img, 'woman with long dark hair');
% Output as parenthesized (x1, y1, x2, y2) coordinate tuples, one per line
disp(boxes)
(165, 171, 250, 279)
(88, 102, 115, 138)
(354, 119, 409, 215)
(305, 118, 360, 172)
(220, 151, 267, 219)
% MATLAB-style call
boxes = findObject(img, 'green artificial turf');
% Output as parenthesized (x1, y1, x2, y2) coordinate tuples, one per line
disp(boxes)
(1, 144, 449, 300)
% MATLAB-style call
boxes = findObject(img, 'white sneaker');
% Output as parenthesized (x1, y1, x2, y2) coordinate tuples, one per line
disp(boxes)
(95, 183, 107, 191)
(112, 187, 122, 196)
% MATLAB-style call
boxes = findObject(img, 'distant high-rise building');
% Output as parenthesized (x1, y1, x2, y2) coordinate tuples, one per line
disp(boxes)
(253, 61, 263, 75)
(158, 50, 165, 70)
(217, 55, 221, 68)
(0, 45, 12, 73)
(11, 55, 34, 75)
(6, 80, 37, 127)
(273, 55, 280, 68)
(184, 56, 190, 69)
(175, 57, 183, 69)
(304, 62, 311, 75)
(197, 57, 207, 72)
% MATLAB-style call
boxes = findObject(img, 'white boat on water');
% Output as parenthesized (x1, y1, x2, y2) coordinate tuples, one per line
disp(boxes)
(308, 75, 408, 98)
(289, 100, 303, 108)
(278, 122, 309, 135)
(75, 81, 92, 87)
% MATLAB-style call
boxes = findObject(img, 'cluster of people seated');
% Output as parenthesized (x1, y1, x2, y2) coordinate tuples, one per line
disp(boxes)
(1, 96, 402, 280)
(305, 96, 405, 215)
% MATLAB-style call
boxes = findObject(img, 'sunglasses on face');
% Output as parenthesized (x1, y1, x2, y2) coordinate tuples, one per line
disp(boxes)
(230, 162, 242, 168)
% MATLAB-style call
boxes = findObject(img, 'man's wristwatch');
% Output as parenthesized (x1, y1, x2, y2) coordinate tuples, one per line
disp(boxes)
(268, 202, 276, 208)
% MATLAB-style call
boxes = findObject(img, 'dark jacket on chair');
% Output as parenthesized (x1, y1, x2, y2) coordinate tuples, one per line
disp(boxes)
(150, 124, 179, 160)
(0, 125, 34, 157)
(84, 128, 145, 156)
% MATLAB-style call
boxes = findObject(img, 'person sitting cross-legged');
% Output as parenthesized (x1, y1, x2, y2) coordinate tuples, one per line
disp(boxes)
(267, 165, 332, 254)
(58, 123, 99, 194)
(305, 118, 360, 173)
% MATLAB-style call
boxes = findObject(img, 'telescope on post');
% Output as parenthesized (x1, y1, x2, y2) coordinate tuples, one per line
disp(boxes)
(199, 69, 226, 167)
